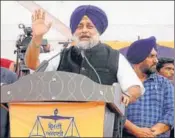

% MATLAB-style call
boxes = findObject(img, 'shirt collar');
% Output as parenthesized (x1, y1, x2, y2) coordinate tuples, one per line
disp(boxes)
(145, 73, 156, 82)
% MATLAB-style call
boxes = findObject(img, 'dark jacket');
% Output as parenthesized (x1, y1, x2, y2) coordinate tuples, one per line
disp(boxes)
(57, 43, 119, 85)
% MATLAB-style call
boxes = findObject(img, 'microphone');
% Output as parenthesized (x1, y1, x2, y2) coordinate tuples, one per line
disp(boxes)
(58, 39, 72, 48)
(35, 50, 62, 72)
(80, 50, 102, 85)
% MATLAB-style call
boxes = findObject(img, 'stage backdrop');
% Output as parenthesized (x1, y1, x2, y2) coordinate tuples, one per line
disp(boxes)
(104, 41, 174, 59)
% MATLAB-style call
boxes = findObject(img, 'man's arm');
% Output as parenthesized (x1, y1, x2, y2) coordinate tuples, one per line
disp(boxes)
(124, 119, 155, 137)
(151, 79, 174, 136)
(25, 37, 42, 70)
(38, 49, 62, 72)
(124, 119, 140, 135)
(25, 9, 52, 70)
(151, 123, 170, 136)
(126, 85, 142, 103)
(117, 53, 145, 103)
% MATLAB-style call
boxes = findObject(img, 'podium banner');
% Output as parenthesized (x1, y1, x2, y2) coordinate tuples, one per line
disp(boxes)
(9, 102, 105, 137)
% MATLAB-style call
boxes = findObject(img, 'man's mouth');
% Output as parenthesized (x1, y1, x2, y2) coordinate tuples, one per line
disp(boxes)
(80, 36, 90, 40)
(152, 64, 157, 68)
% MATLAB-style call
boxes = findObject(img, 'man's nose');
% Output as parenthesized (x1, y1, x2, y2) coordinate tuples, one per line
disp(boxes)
(82, 26, 88, 33)
(154, 57, 158, 64)
(170, 69, 174, 75)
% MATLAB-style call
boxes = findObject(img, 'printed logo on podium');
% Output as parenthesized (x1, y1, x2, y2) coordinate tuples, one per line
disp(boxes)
(29, 109, 80, 137)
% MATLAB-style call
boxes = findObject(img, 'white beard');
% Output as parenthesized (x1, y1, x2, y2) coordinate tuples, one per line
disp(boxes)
(72, 33, 100, 50)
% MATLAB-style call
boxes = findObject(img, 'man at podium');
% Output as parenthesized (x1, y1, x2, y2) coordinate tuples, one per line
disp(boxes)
(25, 5, 145, 105)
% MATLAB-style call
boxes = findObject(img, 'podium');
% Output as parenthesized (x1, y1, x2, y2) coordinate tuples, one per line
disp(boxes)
(1, 71, 125, 137)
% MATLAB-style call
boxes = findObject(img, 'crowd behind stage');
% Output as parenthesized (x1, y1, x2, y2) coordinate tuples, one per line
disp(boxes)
(1, 4, 174, 138)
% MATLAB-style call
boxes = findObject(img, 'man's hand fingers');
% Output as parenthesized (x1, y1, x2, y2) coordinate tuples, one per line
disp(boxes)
(122, 95, 130, 106)
(38, 9, 42, 19)
(126, 98, 129, 106)
(35, 10, 38, 20)
(47, 22, 52, 30)
(32, 14, 35, 22)
(42, 10, 45, 20)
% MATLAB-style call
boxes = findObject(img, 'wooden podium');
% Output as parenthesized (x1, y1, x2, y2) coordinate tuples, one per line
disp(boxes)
(1, 71, 125, 137)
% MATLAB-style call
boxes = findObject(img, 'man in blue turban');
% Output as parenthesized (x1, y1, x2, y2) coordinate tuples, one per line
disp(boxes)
(25, 5, 145, 108)
(126, 36, 158, 75)
(127, 36, 157, 64)
(70, 5, 108, 35)
(69, 5, 108, 50)
(123, 36, 174, 138)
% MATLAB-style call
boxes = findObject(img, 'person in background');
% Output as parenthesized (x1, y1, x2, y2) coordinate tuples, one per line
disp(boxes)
(40, 39, 51, 53)
(156, 57, 174, 138)
(1, 67, 18, 138)
(1, 67, 18, 85)
(123, 36, 174, 138)
(156, 57, 174, 82)
(0, 58, 16, 72)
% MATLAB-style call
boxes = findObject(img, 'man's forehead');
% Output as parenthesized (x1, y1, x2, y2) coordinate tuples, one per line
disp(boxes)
(163, 63, 174, 68)
(82, 15, 89, 20)
(79, 15, 92, 23)
(78, 16, 96, 28)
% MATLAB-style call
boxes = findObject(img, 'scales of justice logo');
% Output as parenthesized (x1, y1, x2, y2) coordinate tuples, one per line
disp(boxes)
(29, 109, 80, 137)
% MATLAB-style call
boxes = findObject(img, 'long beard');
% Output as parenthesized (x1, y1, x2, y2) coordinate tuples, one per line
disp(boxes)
(142, 66, 156, 76)
(72, 33, 100, 50)
(143, 68, 155, 76)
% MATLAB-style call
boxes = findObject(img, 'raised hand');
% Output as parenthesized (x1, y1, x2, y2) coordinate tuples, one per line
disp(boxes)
(32, 9, 52, 38)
